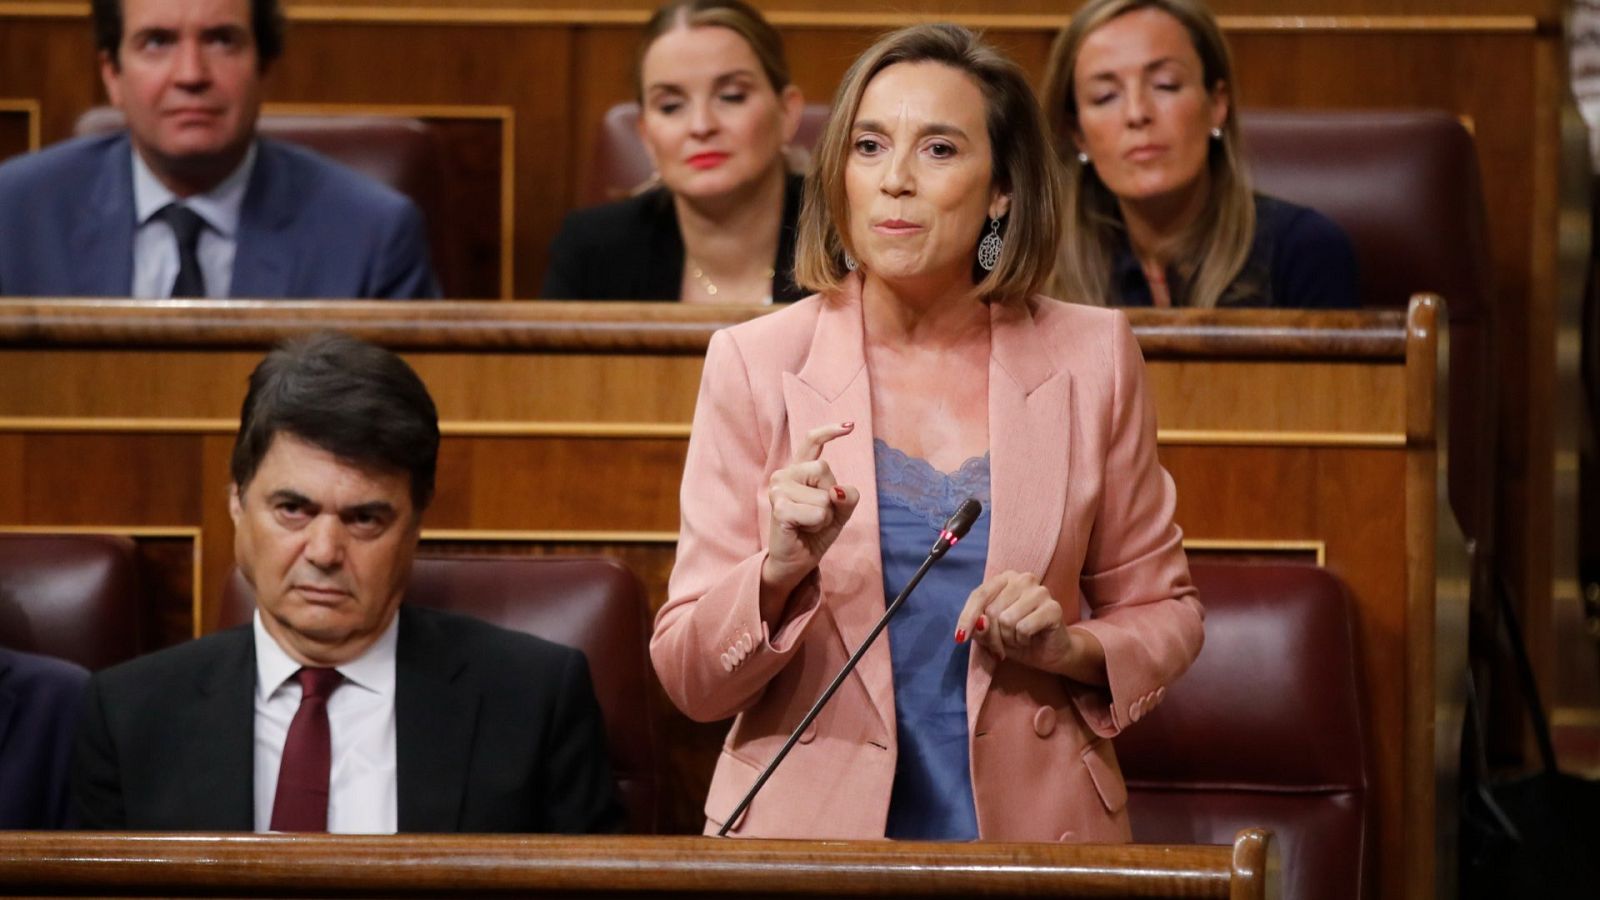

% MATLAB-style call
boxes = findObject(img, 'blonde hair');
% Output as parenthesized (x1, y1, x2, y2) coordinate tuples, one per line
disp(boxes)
(635, 0, 790, 97)
(793, 23, 1062, 304)
(1041, 0, 1255, 309)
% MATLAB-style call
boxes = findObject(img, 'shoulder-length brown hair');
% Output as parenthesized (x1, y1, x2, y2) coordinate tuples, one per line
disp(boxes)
(793, 23, 1062, 304)
(1041, 0, 1254, 309)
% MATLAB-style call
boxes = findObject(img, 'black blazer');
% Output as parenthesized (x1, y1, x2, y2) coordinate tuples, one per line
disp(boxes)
(70, 605, 623, 833)
(542, 173, 806, 302)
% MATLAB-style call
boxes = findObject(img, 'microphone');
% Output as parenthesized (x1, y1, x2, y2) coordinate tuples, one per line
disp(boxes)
(930, 497, 982, 560)
(715, 497, 983, 837)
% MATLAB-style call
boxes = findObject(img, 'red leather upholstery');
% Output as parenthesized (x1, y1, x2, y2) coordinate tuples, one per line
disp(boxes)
(73, 108, 453, 295)
(1240, 109, 1494, 549)
(220, 554, 659, 834)
(584, 102, 831, 205)
(0, 533, 145, 670)
(1117, 561, 1371, 900)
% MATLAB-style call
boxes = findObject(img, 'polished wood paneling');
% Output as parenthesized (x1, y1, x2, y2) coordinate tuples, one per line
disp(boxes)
(0, 830, 1275, 899)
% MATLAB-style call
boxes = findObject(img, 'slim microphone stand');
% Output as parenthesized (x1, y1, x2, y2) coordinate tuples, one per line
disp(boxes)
(715, 533, 959, 837)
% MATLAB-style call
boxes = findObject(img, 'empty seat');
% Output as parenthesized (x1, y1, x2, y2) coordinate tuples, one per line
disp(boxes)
(0, 533, 145, 670)
(1240, 109, 1494, 552)
(1118, 560, 1371, 900)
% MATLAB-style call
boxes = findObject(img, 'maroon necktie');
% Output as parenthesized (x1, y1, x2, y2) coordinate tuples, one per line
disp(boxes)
(270, 667, 343, 832)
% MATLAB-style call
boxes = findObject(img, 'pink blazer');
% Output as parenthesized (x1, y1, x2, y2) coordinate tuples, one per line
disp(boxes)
(651, 278, 1204, 841)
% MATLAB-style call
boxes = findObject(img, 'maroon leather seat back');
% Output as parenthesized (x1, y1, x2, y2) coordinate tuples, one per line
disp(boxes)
(1239, 109, 1494, 546)
(1116, 561, 1371, 900)
(221, 554, 659, 833)
(0, 533, 145, 670)
(74, 108, 454, 295)
(584, 102, 831, 205)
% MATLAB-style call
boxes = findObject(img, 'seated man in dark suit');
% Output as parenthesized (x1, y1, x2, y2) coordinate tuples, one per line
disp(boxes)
(0, 0, 438, 299)
(0, 647, 88, 829)
(72, 332, 622, 833)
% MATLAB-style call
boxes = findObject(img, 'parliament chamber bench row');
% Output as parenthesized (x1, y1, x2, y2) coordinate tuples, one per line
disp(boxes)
(1, 531, 1360, 900)
(0, 296, 1455, 900)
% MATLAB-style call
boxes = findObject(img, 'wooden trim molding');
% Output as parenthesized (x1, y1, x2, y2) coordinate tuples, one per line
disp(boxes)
(0, 417, 1403, 447)
(0, 300, 1409, 358)
(0, 99, 42, 152)
(1183, 538, 1327, 567)
(0, 3, 1550, 34)
(421, 528, 677, 543)
(1158, 429, 1406, 448)
(0, 417, 696, 438)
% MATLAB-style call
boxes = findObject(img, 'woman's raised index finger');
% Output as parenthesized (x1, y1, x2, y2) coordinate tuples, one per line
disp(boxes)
(792, 421, 855, 464)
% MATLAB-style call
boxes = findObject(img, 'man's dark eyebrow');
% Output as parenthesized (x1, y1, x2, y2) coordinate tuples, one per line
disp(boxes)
(130, 26, 177, 41)
(266, 489, 313, 507)
(342, 501, 398, 519)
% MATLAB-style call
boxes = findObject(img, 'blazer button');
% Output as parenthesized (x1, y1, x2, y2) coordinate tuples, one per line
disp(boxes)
(720, 653, 733, 673)
(1032, 706, 1057, 737)
(1129, 698, 1144, 722)
(739, 633, 754, 653)
(1155, 686, 1166, 703)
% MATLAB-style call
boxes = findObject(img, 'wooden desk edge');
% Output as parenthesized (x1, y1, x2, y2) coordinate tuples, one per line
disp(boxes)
(0, 831, 1273, 897)
(0, 299, 1408, 360)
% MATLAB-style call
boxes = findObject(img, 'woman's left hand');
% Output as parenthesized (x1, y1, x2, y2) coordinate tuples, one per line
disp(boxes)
(955, 571, 1107, 685)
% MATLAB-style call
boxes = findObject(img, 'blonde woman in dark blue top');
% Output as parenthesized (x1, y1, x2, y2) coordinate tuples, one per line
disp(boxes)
(1042, 0, 1358, 309)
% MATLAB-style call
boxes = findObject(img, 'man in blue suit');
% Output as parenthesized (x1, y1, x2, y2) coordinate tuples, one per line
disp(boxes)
(0, 0, 438, 299)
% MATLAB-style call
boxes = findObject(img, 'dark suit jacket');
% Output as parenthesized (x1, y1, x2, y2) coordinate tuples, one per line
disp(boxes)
(542, 172, 805, 302)
(0, 648, 88, 829)
(0, 134, 439, 299)
(71, 605, 622, 833)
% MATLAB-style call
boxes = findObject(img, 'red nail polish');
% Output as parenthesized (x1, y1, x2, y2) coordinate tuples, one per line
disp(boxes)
(833, 486, 846, 500)
(975, 615, 988, 633)
(954, 628, 966, 643)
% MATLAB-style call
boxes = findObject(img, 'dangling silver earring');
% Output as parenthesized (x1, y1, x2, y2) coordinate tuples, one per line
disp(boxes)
(977, 218, 1003, 272)
(843, 250, 857, 272)
(1210, 127, 1222, 140)
(1076, 151, 1090, 165)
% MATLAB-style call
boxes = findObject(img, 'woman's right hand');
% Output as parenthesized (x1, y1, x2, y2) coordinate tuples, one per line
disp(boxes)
(760, 422, 860, 619)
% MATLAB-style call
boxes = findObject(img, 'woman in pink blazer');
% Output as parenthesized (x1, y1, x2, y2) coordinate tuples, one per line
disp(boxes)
(651, 23, 1204, 842)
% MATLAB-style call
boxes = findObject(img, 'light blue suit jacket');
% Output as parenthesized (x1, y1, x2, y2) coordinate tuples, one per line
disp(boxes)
(0, 134, 439, 299)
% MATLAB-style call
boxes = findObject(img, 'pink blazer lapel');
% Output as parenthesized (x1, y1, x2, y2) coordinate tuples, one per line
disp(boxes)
(969, 298, 1073, 716)
(781, 279, 895, 735)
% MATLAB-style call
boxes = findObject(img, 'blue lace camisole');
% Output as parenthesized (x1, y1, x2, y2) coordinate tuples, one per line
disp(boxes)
(874, 437, 992, 841)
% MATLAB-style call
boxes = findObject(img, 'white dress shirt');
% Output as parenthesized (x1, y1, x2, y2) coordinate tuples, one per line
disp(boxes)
(130, 143, 256, 299)
(252, 610, 399, 833)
